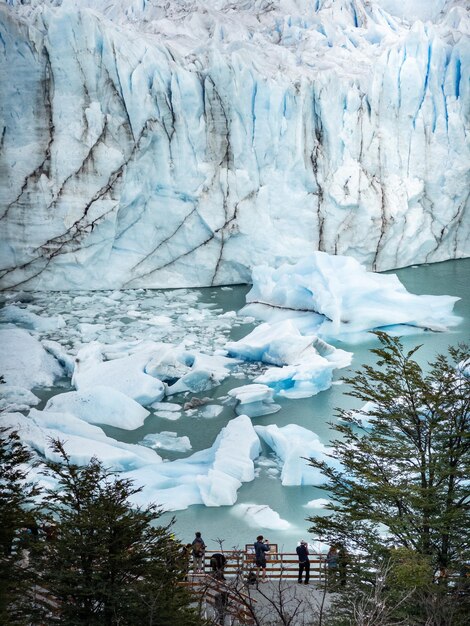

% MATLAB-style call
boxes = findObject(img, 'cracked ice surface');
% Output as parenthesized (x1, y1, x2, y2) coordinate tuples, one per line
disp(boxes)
(0, 0, 469, 291)
(242, 253, 461, 338)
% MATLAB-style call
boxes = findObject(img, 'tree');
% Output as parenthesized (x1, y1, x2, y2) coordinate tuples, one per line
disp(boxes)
(0, 427, 41, 625)
(308, 334, 470, 622)
(37, 440, 206, 626)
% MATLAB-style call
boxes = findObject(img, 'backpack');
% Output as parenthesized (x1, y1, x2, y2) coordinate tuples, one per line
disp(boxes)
(193, 539, 204, 555)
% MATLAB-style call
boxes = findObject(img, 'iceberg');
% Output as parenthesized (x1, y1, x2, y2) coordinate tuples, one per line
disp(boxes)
(0, 328, 64, 389)
(1, 0, 468, 291)
(228, 384, 281, 417)
(141, 432, 192, 453)
(45, 387, 150, 430)
(226, 318, 352, 398)
(243, 253, 461, 337)
(0, 386, 40, 413)
(71, 342, 166, 406)
(5, 409, 261, 511)
(3, 410, 162, 470)
(0, 305, 65, 331)
(255, 423, 338, 486)
(232, 504, 291, 531)
(127, 415, 261, 510)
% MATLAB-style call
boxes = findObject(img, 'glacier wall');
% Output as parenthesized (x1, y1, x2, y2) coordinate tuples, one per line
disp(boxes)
(0, 0, 469, 290)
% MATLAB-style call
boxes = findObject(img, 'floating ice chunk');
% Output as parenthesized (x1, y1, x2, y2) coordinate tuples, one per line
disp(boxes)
(146, 315, 172, 326)
(166, 370, 217, 395)
(150, 401, 182, 412)
(245, 253, 461, 337)
(255, 424, 337, 486)
(151, 401, 182, 420)
(344, 401, 377, 427)
(228, 384, 281, 417)
(72, 342, 165, 406)
(0, 386, 40, 412)
(141, 431, 192, 453)
(127, 415, 261, 510)
(226, 320, 317, 365)
(42, 340, 76, 376)
(3, 409, 162, 470)
(227, 321, 352, 399)
(0, 328, 64, 389)
(198, 404, 224, 418)
(232, 503, 291, 530)
(153, 410, 182, 420)
(0, 305, 65, 331)
(303, 498, 331, 509)
(44, 386, 150, 430)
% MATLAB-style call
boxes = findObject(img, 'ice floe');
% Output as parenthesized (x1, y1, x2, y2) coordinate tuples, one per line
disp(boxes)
(228, 384, 281, 417)
(0, 328, 64, 390)
(44, 387, 150, 430)
(3, 410, 162, 470)
(0, 386, 40, 413)
(71, 342, 166, 406)
(243, 253, 461, 338)
(232, 504, 291, 530)
(127, 415, 261, 510)
(255, 424, 337, 486)
(141, 432, 192, 453)
(227, 321, 352, 399)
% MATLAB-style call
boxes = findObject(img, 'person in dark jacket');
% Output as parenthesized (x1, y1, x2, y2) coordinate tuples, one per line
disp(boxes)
(191, 531, 206, 573)
(253, 535, 270, 582)
(296, 540, 310, 584)
(210, 552, 227, 580)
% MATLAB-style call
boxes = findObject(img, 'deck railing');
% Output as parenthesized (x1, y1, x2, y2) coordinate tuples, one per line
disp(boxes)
(194, 549, 327, 581)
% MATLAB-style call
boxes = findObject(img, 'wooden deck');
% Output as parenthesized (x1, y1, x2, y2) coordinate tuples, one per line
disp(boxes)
(194, 549, 327, 580)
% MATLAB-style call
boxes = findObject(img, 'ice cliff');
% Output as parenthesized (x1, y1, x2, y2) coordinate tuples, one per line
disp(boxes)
(0, 0, 469, 290)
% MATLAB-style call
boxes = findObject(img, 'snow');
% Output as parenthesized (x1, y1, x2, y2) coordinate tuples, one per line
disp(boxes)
(3, 409, 261, 511)
(1, 0, 468, 291)
(0, 305, 65, 331)
(44, 387, 150, 430)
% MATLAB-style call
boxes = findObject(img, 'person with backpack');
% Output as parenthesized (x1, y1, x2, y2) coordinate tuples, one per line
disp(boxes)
(253, 535, 270, 582)
(192, 531, 206, 573)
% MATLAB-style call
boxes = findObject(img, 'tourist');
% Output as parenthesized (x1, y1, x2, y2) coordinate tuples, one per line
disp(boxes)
(326, 545, 339, 589)
(296, 539, 310, 584)
(253, 535, 270, 582)
(192, 531, 206, 573)
(338, 544, 349, 586)
(210, 552, 227, 580)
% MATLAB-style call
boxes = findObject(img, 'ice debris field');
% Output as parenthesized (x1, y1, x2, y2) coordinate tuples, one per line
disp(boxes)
(0, 253, 461, 512)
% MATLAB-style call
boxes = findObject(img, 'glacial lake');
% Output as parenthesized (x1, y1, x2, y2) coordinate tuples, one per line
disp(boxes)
(3, 259, 469, 553)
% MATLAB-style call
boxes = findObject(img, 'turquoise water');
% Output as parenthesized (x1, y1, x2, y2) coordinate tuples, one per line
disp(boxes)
(5, 259, 469, 553)
(149, 259, 469, 551)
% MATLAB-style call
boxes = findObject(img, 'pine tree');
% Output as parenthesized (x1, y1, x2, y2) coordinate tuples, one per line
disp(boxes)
(308, 334, 470, 621)
(37, 440, 206, 626)
(0, 427, 41, 625)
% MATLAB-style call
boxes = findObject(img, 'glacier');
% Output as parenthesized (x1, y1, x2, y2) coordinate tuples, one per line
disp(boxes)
(0, 0, 469, 291)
